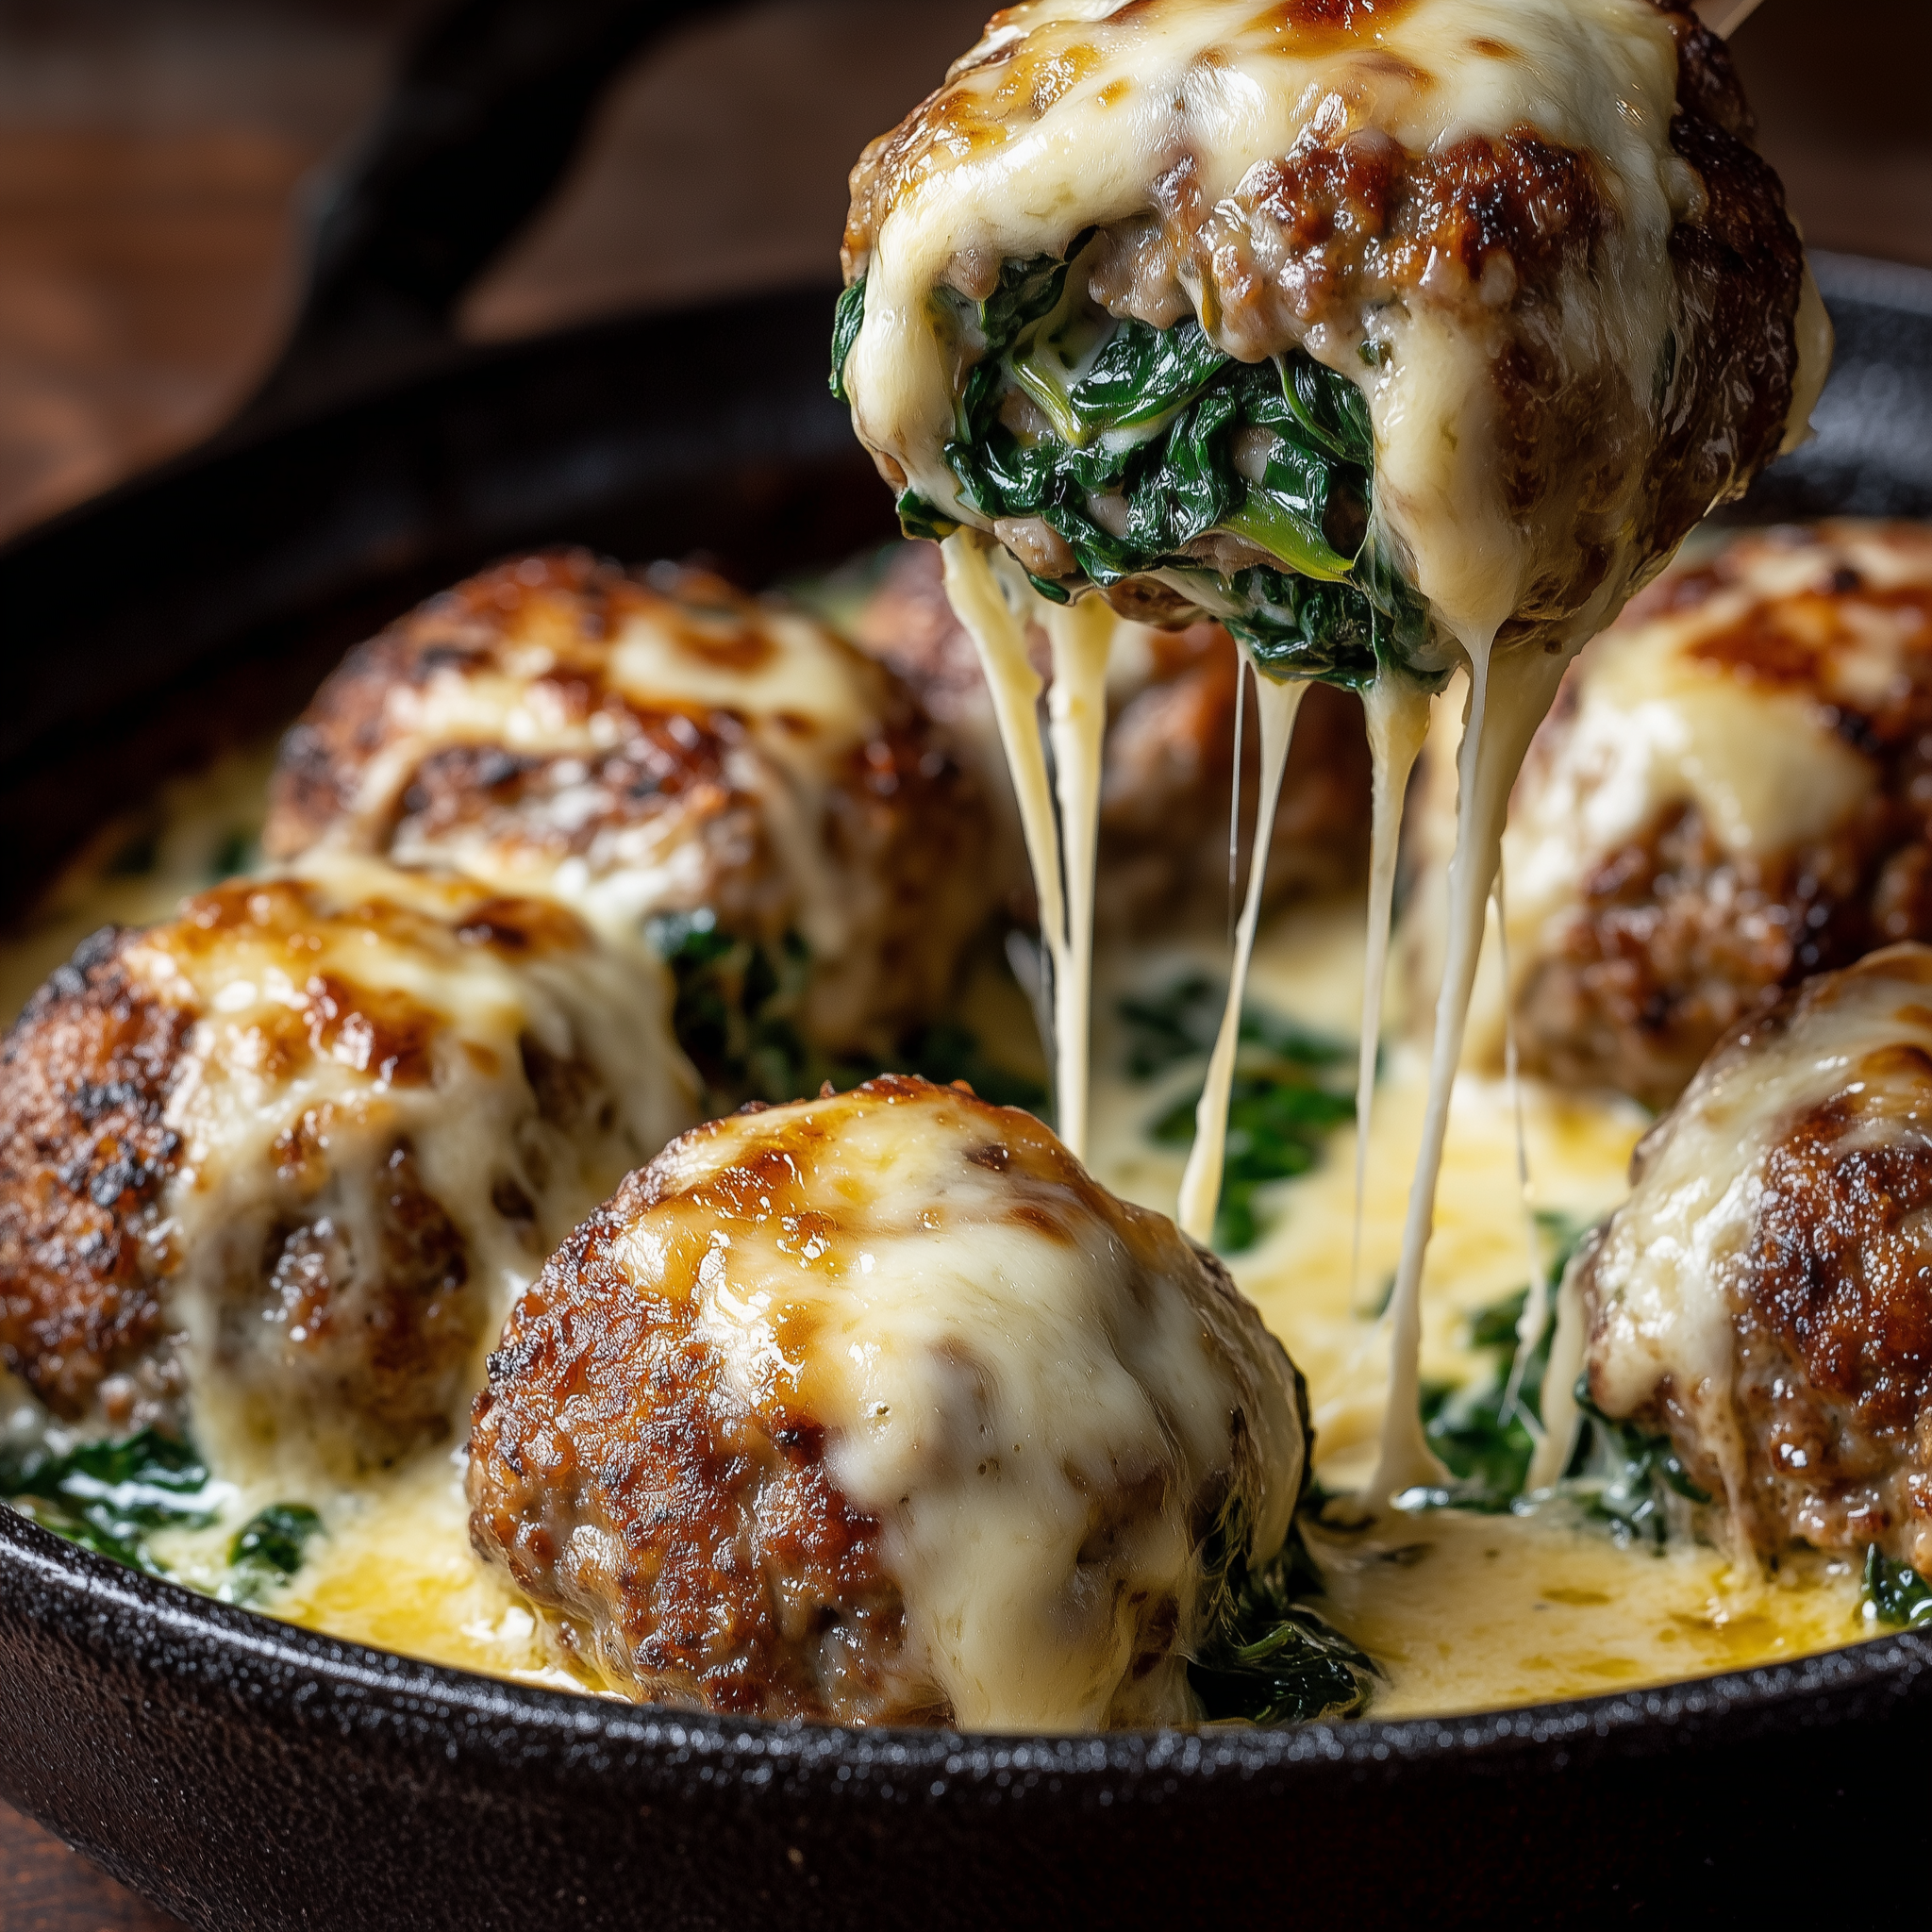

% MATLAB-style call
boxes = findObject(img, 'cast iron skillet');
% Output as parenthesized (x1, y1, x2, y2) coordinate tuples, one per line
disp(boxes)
(0, 4, 1930, 1921)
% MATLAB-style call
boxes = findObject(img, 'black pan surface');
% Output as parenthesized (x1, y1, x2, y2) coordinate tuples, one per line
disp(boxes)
(0, 247, 1929, 1929)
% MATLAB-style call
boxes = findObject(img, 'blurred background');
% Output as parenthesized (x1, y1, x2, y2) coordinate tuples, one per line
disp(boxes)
(0, 0, 1924, 545)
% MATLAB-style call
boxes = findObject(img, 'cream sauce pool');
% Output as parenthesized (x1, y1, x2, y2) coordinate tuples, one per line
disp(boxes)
(0, 740, 1875, 1722)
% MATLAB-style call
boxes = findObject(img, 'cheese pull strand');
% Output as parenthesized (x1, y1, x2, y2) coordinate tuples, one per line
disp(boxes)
(1351, 675, 1432, 1300)
(1368, 642, 1571, 1506)
(941, 531, 1117, 1158)
(1177, 669, 1307, 1243)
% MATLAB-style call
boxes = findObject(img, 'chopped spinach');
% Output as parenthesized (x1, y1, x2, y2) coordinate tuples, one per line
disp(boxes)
(1567, 1380, 1711, 1547)
(838, 245, 1444, 684)
(1409, 1212, 1591, 1514)
(1861, 1547, 1932, 1630)
(227, 1503, 324, 1601)
(1126, 974, 1355, 1252)
(1189, 1497, 1378, 1724)
(1119, 971, 1350, 1079)
(0, 1430, 217, 1574)
(1151, 1076, 1355, 1253)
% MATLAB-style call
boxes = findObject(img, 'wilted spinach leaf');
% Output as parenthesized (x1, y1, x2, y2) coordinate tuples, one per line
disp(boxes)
(1862, 1547, 1932, 1630)
(0, 1430, 217, 1574)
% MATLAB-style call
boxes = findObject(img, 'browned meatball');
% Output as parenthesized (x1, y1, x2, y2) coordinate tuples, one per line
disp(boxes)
(264, 551, 993, 1076)
(0, 856, 692, 1473)
(468, 1074, 1306, 1728)
(852, 541, 1371, 935)
(1576, 944, 1932, 1572)
(1417, 523, 1932, 1110)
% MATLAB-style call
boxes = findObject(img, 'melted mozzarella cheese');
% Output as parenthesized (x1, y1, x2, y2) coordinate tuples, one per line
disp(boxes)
(1582, 944, 1932, 1537)
(132, 853, 695, 1485)
(842, 0, 1815, 658)
(639, 1080, 1304, 1730)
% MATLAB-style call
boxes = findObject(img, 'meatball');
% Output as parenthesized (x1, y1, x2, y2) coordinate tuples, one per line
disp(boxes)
(1410, 522, 1932, 1109)
(0, 854, 694, 1476)
(468, 1074, 1305, 1727)
(852, 541, 1372, 935)
(263, 550, 992, 1086)
(1576, 944, 1932, 1573)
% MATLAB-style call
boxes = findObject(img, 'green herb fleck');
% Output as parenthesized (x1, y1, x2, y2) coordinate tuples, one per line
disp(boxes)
(1861, 1547, 1932, 1630)
(0, 1430, 216, 1574)
(225, 1502, 324, 1601)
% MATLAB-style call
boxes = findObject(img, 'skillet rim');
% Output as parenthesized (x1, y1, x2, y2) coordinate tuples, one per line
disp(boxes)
(0, 249, 1930, 1801)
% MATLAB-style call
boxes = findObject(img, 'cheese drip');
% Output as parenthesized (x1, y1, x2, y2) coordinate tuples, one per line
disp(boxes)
(1352, 675, 1431, 1292)
(941, 532, 1113, 1157)
(1370, 641, 1573, 1503)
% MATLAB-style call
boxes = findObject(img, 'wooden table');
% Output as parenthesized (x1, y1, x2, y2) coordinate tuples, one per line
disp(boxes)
(2, 0, 1928, 1923)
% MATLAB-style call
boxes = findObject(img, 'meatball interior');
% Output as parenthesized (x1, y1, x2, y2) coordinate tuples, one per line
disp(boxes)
(1489, 522, 1932, 1108)
(853, 541, 1372, 934)
(468, 1074, 1305, 1729)
(0, 854, 693, 1477)
(264, 550, 992, 1068)
(1579, 943, 1932, 1573)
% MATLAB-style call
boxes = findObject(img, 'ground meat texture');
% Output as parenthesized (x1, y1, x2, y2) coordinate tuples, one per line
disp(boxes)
(469, 1178, 924, 1722)
(1506, 525, 1932, 1110)
(469, 1074, 1306, 1728)
(263, 549, 993, 1062)
(1576, 948, 1932, 1574)
(852, 541, 1371, 934)
(0, 928, 190, 1423)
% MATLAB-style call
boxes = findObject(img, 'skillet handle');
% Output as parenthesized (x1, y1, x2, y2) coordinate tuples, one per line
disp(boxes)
(234, 0, 742, 430)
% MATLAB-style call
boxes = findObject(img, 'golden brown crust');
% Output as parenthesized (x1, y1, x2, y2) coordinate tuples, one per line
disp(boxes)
(0, 928, 189, 1420)
(266, 550, 992, 1061)
(469, 1138, 927, 1724)
(1517, 560, 1932, 1109)
(1585, 1034, 1932, 1571)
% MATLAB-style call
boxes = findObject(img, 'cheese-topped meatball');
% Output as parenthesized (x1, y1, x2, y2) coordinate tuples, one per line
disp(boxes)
(468, 1074, 1305, 1728)
(853, 541, 1372, 932)
(835, 0, 1827, 677)
(1488, 524, 1932, 1108)
(0, 855, 693, 1476)
(264, 552, 992, 1087)
(1577, 945, 1932, 1573)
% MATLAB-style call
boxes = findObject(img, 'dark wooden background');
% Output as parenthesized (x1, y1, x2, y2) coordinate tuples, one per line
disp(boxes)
(0, 0, 1925, 1923)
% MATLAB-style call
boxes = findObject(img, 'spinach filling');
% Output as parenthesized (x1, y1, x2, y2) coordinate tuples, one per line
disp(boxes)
(1123, 974, 1357, 1254)
(831, 257, 1435, 686)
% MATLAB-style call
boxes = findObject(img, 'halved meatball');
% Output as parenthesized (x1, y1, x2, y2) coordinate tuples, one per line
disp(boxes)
(1576, 944, 1932, 1572)
(263, 551, 992, 1087)
(0, 854, 694, 1476)
(468, 1074, 1306, 1728)
(1452, 523, 1932, 1108)
(851, 540, 1371, 935)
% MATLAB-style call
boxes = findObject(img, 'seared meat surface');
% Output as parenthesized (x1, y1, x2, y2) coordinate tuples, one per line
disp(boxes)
(1423, 524, 1932, 1109)
(1579, 944, 1932, 1572)
(469, 1074, 1305, 1728)
(265, 551, 993, 1076)
(0, 857, 692, 1474)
